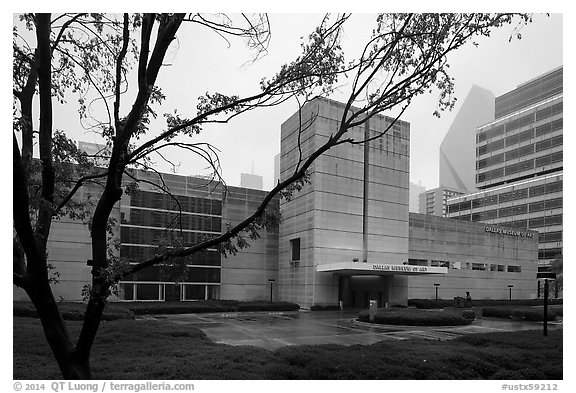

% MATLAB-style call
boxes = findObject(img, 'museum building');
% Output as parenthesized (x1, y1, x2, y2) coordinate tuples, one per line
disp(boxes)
(13, 98, 540, 307)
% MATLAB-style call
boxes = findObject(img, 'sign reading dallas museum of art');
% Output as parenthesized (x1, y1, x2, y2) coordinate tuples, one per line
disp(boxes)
(316, 262, 447, 275)
(372, 264, 431, 273)
(484, 226, 534, 238)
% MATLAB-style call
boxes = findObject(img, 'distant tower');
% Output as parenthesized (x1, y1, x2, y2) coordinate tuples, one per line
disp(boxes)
(240, 173, 263, 190)
(409, 181, 425, 213)
(439, 85, 494, 192)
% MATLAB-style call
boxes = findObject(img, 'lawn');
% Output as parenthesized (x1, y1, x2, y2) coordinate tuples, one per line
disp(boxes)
(13, 317, 562, 380)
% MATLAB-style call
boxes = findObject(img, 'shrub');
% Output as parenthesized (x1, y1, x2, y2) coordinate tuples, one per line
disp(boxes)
(14, 300, 300, 318)
(357, 308, 472, 326)
(409, 298, 562, 309)
(238, 301, 300, 312)
(481, 307, 514, 319)
(407, 299, 454, 309)
(310, 304, 341, 311)
(522, 309, 556, 322)
(461, 310, 476, 320)
(482, 306, 556, 322)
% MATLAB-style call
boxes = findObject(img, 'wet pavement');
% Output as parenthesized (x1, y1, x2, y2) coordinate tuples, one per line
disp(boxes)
(139, 309, 563, 351)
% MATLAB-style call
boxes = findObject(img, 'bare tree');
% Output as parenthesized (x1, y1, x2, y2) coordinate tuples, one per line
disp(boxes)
(13, 12, 531, 379)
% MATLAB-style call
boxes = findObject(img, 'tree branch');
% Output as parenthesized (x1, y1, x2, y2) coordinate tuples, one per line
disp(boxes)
(53, 171, 109, 216)
(114, 13, 130, 131)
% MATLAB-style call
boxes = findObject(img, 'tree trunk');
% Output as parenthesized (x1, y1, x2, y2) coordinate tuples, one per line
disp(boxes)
(26, 279, 92, 379)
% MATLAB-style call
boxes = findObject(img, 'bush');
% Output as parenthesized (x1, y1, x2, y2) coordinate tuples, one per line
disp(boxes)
(357, 308, 473, 326)
(237, 301, 300, 312)
(482, 306, 556, 322)
(461, 310, 476, 320)
(310, 304, 341, 311)
(481, 307, 515, 319)
(409, 298, 562, 309)
(124, 300, 299, 314)
(407, 299, 454, 309)
(14, 300, 300, 318)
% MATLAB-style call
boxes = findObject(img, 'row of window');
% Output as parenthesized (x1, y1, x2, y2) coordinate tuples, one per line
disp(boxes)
(538, 248, 562, 260)
(118, 282, 220, 301)
(477, 118, 562, 156)
(411, 259, 522, 272)
(495, 70, 562, 119)
(477, 134, 563, 170)
(129, 190, 222, 215)
(448, 181, 562, 213)
(122, 264, 221, 283)
(122, 209, 222, 233)
(538, 231, 563, 244)
(498, 214, 563, 230)
(452, 196, 562, 219)
(120, 245, 221, 266)
(120, 227, 220, 247)
(476, 151, 562, 183)
(478, 101, 562, 143)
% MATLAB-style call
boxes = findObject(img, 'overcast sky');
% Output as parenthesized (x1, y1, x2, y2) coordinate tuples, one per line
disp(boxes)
(47, 12, 561, 192)
(9, 8, 564, 193)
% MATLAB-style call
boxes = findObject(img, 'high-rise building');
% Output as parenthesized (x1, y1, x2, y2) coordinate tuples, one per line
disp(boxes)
(409, 181, 425, 213)
(447, 67, 563, 268)
(439, 85, 495, 192)
(418, 186, 466, 216)
(240, 173, 263, 190)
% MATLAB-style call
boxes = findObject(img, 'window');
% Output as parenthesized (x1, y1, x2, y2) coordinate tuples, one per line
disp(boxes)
(507, 266, 522, 273)
(408, 259, 428, 266)
(431, 260, 450, 268)
(290, 238, 301, 261)
(472, 263, 487, 271)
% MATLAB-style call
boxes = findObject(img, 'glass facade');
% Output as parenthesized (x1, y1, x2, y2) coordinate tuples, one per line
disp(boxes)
(118, 186, 224, 301)
(447, 173, 563, 266)
(494, 67, 562, 118)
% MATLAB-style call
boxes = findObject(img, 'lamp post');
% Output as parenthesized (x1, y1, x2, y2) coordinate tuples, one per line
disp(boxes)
(434, 283, 440, 302)
(537, 272, 556, 337)
(508, 285, 513, 302)
(268, 278, 276, 303)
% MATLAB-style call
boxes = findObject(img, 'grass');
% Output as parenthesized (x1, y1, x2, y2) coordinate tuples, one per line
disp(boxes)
(13, 317, 562, 380)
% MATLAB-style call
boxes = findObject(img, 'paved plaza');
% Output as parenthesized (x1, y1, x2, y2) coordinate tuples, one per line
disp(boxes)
(139, 310, 562, 350)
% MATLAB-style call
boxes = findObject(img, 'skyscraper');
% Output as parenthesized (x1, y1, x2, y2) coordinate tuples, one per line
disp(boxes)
(409, 181, 425, 213)
(240, 173, 263, 190)
(439, 85, 495, 192)
(447, 67, 563, 269)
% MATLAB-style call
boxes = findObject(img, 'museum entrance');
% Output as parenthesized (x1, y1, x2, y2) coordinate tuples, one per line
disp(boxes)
(338, 275, 390, 308)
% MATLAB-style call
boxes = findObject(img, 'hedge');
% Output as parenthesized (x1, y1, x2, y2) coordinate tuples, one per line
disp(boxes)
(482, 306, 557, 322)
(14, 300, 301, 318)
(112, 300, 300, 315)
(310, 304, 341, 311)
(358, 308, 475, 326)
(408, 298, 562, 309)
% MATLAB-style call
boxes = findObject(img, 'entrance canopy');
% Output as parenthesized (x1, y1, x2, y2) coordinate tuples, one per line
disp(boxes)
(317, 262, 447, 276)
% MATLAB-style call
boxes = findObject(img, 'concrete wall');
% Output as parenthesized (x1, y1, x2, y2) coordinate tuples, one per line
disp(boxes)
(278, 98, 410, 308)
(220, 187, 279, 301)
(408, 213, 539, 300)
